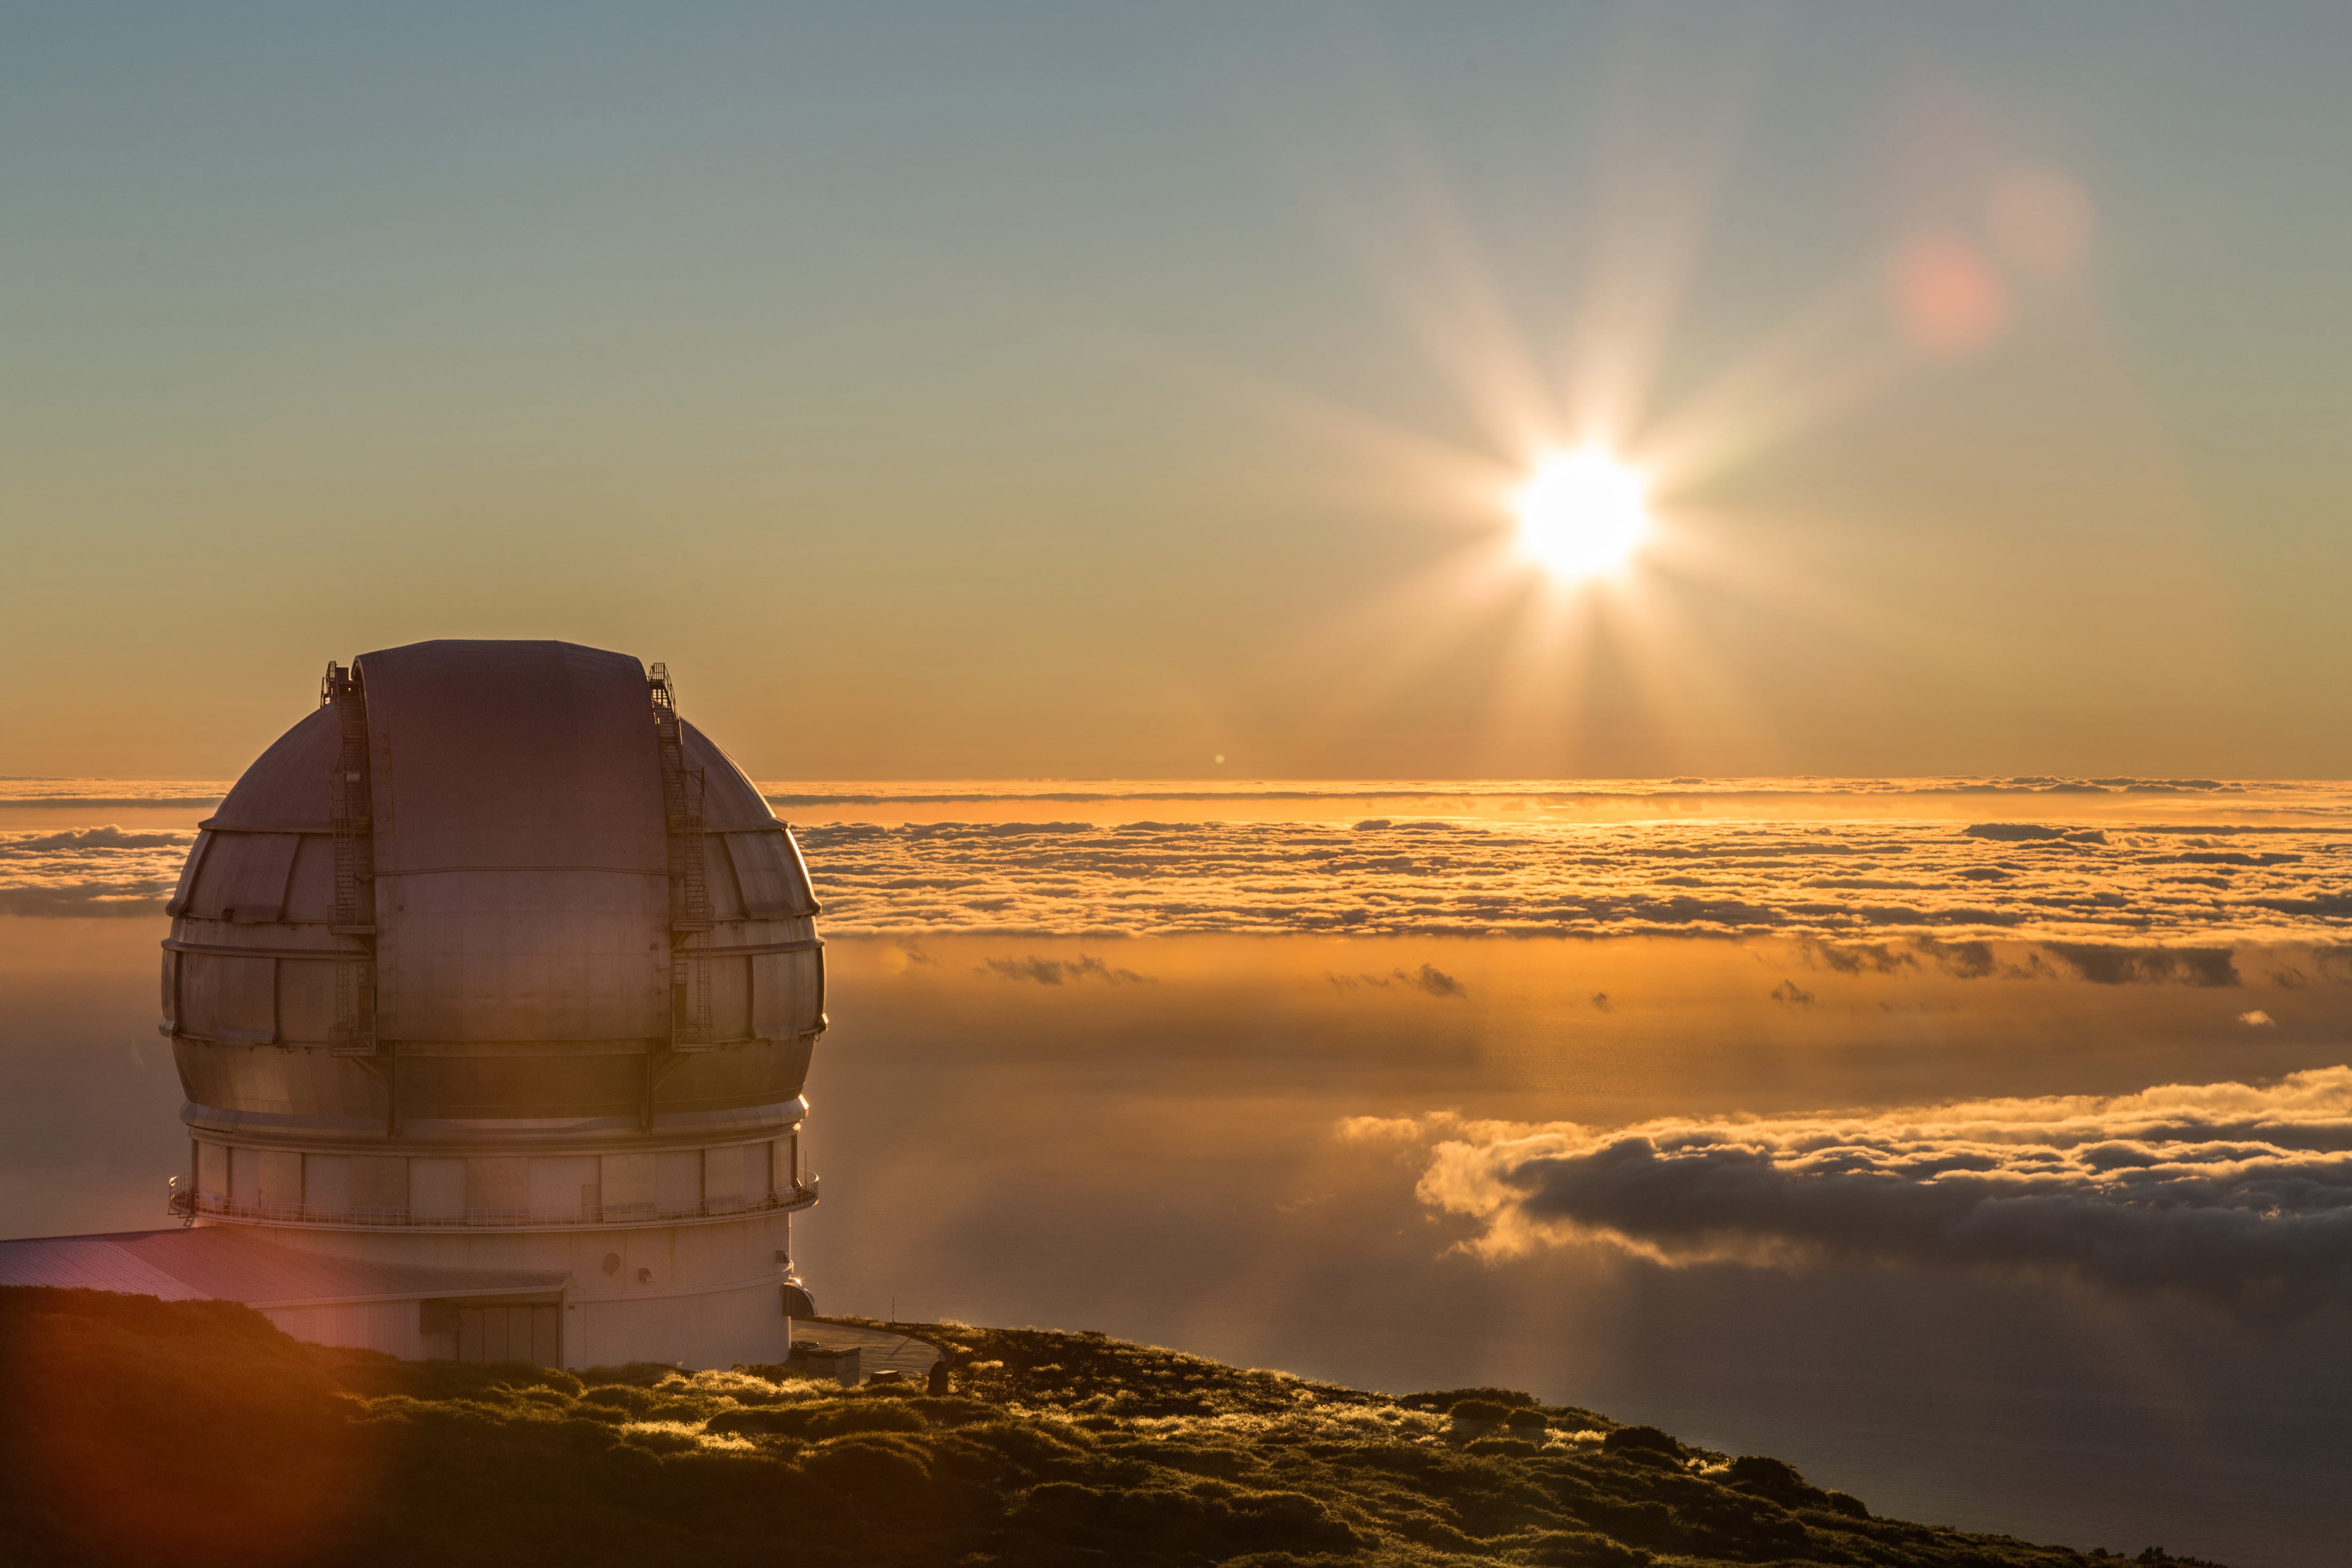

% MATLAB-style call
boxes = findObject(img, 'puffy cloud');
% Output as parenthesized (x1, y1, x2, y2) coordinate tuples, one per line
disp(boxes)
(1963, 823, 2070, 842)
(1381, 1068, 2352, 1308)
(1327, 964, 1466, 999)
(2041, 943, 2241, 988)
(0, 824, 193, 917)
(979, 953, 1155, 987)
(1804, 940, 1916, 975)
(1915, 938, 1998, 979)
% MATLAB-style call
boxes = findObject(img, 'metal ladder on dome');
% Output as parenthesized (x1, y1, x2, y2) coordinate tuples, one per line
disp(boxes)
(321, 662, 378, 1057)
(650, 663, 713, 1051)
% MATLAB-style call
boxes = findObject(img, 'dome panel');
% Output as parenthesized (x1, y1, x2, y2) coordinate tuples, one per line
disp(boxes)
(750, 948, 821, 1037)
(724, 831, 818, 919)
(210, 706, 339, 829)
(363, 641, 670, 1048)
(278, 957, 337, 1046)
(682, 723, 771, 828)
(282, 836, 336, 923)
(180, 953, 276, 1043)
(376, 868, 667, 1044)
(174, 1040, 385, 1123)
(181, 831, 302, 923)
(363, 640, 667, 876)
(659, 1037, 818, 1116)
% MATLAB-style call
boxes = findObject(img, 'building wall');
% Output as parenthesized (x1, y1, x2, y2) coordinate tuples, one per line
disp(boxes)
(227, 1208, 796, 1370)
(264, 1298, 445, 1361)
(569, 1277, 795, 1371)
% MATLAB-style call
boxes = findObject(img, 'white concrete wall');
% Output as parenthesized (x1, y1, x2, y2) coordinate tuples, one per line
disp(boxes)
(568, 1277, 791, 1371)
(244, 1209, 795, 1370)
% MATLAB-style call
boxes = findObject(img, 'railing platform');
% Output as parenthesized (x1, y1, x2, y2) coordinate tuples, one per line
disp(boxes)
(169, 1175, 819, 1232)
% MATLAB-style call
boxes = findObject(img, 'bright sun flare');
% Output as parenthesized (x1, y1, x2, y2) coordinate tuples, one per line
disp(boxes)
(1511, 448, 1651, 579)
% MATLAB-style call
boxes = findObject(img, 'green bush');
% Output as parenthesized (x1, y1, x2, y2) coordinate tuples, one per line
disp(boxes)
(1727, 1454, 1805, 1492)
(1449, 1397, 1515, 1423)
(1402, 1385, 1538, 1413)
(1514, 1528, 1653, 1566)
(1600, 1424, 1683, 1458)
(703, 1399, 928, 1441)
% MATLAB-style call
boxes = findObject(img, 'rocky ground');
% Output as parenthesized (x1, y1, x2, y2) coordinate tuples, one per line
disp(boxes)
(0, 1289, 2219, 1568)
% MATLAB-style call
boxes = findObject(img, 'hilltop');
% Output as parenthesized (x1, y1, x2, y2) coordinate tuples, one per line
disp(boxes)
(0, 1289, 2215, 1568)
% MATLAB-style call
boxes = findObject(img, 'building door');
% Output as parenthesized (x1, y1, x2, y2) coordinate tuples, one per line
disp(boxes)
(455, 1303, 562, 1366)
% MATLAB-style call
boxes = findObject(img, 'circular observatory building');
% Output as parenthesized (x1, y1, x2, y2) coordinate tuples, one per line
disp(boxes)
(153, 639, 824, 1369)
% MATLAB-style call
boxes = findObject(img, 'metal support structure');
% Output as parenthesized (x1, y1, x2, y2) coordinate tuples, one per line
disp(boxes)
(322, 662, 380, 1058)
(650, 663, 713, 1053)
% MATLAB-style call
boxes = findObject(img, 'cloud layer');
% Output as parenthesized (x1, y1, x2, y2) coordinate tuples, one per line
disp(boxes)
(1358, 1067, 2352, 1307)
(10, 780, 2352, 943)
(790, 814, 2352, 943)
(0, 825, 193, 916)
(758, 776, 2287, 809)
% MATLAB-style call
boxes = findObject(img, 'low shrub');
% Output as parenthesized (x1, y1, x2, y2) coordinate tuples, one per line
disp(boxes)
(1514, 1528, 1654, 1566)
(0, 1292, 2145, 1568)
(704, 1399, 928, 1441)
(1600, 1425, 1684, 1458)
(1727, 1454, 1806, 1493)
(1449, 1398, 1515, 1424)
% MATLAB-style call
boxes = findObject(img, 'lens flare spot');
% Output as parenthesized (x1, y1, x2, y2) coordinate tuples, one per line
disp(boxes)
(1511, 449, 1651, 579)
(1891, 234, 2010, 357)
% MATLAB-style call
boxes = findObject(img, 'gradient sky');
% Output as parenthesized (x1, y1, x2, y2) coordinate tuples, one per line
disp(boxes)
(5, 3, 2350, 780)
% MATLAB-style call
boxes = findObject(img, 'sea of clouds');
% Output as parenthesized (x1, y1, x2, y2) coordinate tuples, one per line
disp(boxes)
(791, 816, 2352, 943)
(8, 778, 2352, 945)
(0, 825, 194, 916)
(1346, 1067, 2352, 1309)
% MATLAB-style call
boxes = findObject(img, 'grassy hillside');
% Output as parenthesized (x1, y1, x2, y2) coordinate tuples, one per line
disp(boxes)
(0, 1289, 2215, 1568)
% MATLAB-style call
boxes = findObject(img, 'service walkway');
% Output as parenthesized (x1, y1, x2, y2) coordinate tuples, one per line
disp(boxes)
(793, 1319, 942, 1380)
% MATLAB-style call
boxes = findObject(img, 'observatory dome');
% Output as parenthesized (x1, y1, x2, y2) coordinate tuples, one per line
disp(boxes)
(157, 641, 825, 1371)
(164, 639, 824, 1138)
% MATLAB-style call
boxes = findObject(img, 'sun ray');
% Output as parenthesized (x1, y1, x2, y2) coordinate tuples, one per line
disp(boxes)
(1195, 23, 2127, 779)
(1562, 3, 1780, 441)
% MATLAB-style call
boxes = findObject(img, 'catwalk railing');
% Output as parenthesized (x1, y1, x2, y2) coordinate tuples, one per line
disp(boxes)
(168, 1171, 819, 1229)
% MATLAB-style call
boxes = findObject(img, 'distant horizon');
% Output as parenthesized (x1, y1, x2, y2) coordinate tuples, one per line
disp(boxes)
(6, 770, 2346, 786)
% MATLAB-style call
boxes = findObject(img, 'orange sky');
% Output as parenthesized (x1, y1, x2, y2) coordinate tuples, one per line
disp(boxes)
(4, 8, 2349, 780)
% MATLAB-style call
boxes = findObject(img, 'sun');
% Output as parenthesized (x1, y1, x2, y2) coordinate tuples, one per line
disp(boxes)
(1511, 448, 1652, 579)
